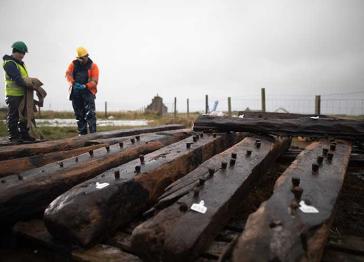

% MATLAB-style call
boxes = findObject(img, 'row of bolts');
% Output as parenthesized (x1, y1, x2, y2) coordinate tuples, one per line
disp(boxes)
(289, 142, 337, 212)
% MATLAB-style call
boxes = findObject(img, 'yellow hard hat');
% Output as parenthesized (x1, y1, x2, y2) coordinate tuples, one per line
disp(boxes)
(76, 47, 88, 58)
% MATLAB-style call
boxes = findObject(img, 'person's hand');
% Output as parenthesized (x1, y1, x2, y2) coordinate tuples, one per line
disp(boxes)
(73, 82, 86, 90)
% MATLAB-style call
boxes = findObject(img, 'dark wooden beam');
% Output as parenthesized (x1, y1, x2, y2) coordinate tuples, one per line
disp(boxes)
(130, 136, 291, 262)
(237, 111, 331, 119)
(44, 132, 247, 247)
(0, 124, 184, 160)
(0, 130, 190, 226)
(194, 115, 364, 141)
(232, 140, 352, 262)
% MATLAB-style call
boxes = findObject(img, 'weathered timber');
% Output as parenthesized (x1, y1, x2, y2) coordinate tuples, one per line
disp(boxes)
(72, 245, 142, 262)
(0, 124, 184, 160)
(237, 111, 331, 119)
(130, 136, 290, 262)
(194, 115, 364, 140)
(44, 132, 247, 246)
(0, 144, 104, 177)
(0, 130, 190, 225)
(232, 139, 352, 262)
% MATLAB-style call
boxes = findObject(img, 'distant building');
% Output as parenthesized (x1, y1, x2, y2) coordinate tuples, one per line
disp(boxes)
(145, 95, 168, 115)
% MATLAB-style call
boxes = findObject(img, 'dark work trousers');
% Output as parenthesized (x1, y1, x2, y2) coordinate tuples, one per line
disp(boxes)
(71, 88, 96, 135)
(5, 96, 28, 139)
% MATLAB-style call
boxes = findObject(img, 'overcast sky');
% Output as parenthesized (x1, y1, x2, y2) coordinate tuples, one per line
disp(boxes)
(1, 0, 364, 112)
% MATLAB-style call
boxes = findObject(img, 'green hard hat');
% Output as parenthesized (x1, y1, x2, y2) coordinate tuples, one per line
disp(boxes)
(11, 41, 28, 53)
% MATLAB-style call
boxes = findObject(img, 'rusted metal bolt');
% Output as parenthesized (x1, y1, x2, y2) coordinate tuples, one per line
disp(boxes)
(291, 186, 303, 201)
(322, 148, 328, 156)
(330, 143, 336, 151)
(327, 153, 334, 162)
(246, 150, 252, 157)
(18, 175, 23, 181)
(230, 158, 236, 166)
(213, 133, 217, 138)
(208, 168, 215, 177)
(75, 157, 79, 162)
(186, 142, 192, 149)
(312, 163, 319, 173)
(139, 154, 145, 164)
(135, 165, 141, 174)
(119, 142, 124, 148)
(131, 138, 135, 144)
(291, 177, 300, 187)
(231, 153, 237, 159)
(179, 202, 188, 212)
(89, 150, 94, 157)
(58, 161, 64, 168)
(317, 156, 324, 165)
(135, 135, 140, 141)
(221, 161, 228, 169)
(198, 178, 205, 186)
(105, 146, 110, 152)
(193, 187, 200, 197)
(114, 170, 120, 179)
(255, 139, 261, 148)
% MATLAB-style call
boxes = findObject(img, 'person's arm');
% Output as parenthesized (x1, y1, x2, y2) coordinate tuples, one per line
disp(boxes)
(86, 63, 99, 89)
(65, 62, 75, 85)
(3, 61, 27, 88)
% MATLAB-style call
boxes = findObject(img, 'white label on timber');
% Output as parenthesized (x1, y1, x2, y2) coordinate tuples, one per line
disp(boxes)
(96, 182, 109, 189)
(310, 116, 320, 120)
(191, 200, 207, 214)
(299, 201, 319, 213)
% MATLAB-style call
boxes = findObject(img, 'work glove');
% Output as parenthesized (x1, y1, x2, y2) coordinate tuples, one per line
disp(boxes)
(73, 82, 86, 90)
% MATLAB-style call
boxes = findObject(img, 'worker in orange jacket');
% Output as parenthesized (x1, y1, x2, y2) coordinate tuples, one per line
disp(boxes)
(66, 47, 99, 134)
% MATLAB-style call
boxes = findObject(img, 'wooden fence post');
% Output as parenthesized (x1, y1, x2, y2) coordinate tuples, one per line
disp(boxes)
(205, 95, 209, 114)
(187, 98, 190, 118)
(261, 88, 266, 112)
(174, 97, 177, 118)
(315, 95, 321, 115)
(228, 97, 232, 117)
(104, 101, 108, 118)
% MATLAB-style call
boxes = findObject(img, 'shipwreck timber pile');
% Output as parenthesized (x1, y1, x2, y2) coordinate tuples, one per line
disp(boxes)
(0, 117, 364, 262)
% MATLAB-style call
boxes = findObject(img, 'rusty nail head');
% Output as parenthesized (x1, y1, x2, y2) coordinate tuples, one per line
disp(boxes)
(89, 150, 94, 157)
(135, 165, 141, 174)
(119, 142, 124, 148)
(291, 177, 300, 187)
(327, 153, 334, 162)
(114, 170, 120, 179)
(317, 156, 324, 165)
(131, 138, 135, 144)
(230, 158, 236, 166)
(221, 161, 227, 169)
(292, 186, 303, 201)
(322, 148, 328, 156)
(231, 152, 237, 159)
(330, 143, 336, 151)
(179, 202, 188, 212)
(246, 150, 252, 157)
(312, 163, 319, 173)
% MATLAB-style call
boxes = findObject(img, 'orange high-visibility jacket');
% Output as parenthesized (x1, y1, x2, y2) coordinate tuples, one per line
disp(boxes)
(65, 60, 99, 95)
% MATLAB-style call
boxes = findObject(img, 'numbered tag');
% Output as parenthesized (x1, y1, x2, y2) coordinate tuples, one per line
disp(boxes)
(299, 200, 319, 213)
(191, 200, 207, 214)
(96, 182, 109, 189)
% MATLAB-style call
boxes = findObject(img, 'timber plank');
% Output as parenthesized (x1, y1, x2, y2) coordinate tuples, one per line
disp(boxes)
(44, 132, 246, 247)
(194, 115, 364, 141)
(0, 130, 190, 225)
(0, 124, 184, 160)
(72, 245, 142, 262)
(232, 140, 352, 262)
(130, 136, 290, 262)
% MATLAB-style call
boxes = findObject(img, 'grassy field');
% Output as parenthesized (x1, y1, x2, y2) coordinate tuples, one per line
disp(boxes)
(0, 110, 199, 140)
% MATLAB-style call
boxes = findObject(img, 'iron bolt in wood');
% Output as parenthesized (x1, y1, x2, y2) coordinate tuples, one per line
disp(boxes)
(139, 155, 145, 164)
(131, 138, 135, 144)
(327, 152, 334, 162)
(114, 170, 120, 180)
(230, 158, 236, 166)
(221, 161, 227, 169)
(312, 163, 319, 173)
(330, 143, 336, 151)
(231, 152, 237, 159)
(317, 156, 324, 165)
(291, 186, 303, 201)
(119, 142, 123, 148)
(89, 150, 94, 157)
(291, 177, 300, 187)
(246, 150, 252, 157)
(322, 148, 328, 156)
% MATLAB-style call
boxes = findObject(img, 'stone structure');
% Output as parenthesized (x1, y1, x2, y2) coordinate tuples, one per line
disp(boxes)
(145, 95, 168, 115)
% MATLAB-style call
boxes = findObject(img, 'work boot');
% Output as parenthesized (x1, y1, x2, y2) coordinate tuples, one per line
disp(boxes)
(9, 136, 23, 144)
(21, 133, 36, 142)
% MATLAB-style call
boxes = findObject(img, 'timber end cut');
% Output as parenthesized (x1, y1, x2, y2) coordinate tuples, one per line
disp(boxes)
(232, 140, 352, 262)
(130, 136, 290, 262)
(194, 115, 364, 141)
(44, 132, 247, 247)
(0, 130, 190, 226)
